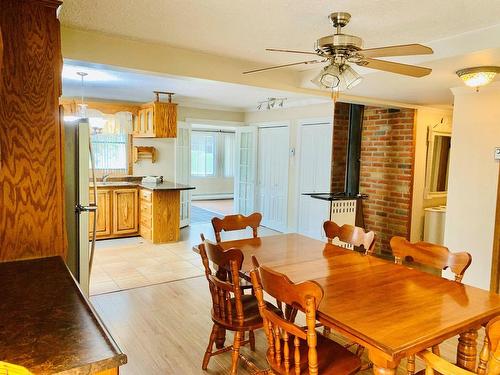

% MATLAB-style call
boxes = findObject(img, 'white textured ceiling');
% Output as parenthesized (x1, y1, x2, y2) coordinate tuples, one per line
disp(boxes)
(62, 60, 329, 111)
(59, 1, 500, 106)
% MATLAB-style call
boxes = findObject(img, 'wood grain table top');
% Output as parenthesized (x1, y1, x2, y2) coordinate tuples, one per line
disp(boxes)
(218, 233, 500, 361)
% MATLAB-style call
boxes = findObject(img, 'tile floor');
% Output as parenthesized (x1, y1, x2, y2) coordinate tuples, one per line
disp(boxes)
(90, 221, 278, 296)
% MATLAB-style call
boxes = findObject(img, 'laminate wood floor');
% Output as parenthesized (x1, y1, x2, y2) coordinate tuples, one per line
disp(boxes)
(91, 275, 484, 375)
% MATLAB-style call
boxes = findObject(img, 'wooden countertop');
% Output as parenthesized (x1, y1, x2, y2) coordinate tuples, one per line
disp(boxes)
(0, 257, 127, 374)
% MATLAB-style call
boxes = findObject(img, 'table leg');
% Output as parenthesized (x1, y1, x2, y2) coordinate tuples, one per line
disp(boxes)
(369, 350, 399, 375)
(457, 328, 479, 371)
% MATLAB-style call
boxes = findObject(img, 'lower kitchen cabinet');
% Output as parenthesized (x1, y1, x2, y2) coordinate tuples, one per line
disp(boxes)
(113, 189, 139, 235)
(89, 189, 112, 238)
(90, 187, 139, 239)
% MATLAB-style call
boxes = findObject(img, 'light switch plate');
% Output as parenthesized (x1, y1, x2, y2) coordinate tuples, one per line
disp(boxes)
(495, 147, 500, 160)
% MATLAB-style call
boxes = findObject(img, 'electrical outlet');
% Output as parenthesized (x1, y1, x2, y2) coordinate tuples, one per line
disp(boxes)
(495, 147, 500, 160)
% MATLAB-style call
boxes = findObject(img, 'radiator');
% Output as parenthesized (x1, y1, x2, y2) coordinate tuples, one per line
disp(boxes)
(330, 200, 357, 249)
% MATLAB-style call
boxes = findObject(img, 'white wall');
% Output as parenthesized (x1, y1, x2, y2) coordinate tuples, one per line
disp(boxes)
(411, 108, 453, 242)
(444, 84, 500, 290)
(245, 102, 334, 231)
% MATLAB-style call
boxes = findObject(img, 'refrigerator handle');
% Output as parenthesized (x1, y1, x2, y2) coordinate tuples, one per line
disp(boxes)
(88, 136, 98, 275)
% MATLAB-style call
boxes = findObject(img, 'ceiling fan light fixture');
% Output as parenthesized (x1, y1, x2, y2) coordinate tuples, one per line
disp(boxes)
(341, 65, 363, 90)
(456, 66, 500, 90)
(311, 64, 341, 89)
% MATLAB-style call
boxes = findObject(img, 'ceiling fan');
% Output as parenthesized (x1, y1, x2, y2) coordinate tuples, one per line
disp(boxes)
(243, 12, 433, 91)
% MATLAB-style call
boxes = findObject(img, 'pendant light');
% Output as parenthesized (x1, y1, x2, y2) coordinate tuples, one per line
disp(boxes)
(76, 71, 88, 118)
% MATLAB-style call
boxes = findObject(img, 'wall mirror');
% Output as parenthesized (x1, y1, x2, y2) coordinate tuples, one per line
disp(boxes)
(425, 127, 451, 198)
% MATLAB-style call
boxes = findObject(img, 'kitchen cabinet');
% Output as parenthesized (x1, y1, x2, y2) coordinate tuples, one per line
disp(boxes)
(0, 0, 66, 261)
(112, 188, 139, 235)
(89, 189, 112, 238)
(90, 186, 139, 239)
(133, 92, 177, 138)
(139, 188, 180, 243)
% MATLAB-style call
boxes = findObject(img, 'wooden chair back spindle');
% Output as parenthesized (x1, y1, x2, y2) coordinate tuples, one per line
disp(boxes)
(198, 237, 245, 326)
(323, 220, 376, 254)
(250, 256, 324, 375)
(390, 236, 472, 282)
(212, 212, 262, 242)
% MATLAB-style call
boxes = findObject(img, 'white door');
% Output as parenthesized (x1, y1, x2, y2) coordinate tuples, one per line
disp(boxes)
(297, 122, 333, 239)
(257, 126, 289, 232)
(234, 126, 257, 215)
(176, 122, 191, 227)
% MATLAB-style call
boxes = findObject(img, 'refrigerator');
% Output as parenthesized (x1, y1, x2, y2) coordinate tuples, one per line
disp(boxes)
(64, 119, 97, 296)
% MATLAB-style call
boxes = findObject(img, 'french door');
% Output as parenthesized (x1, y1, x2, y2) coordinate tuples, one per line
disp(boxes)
(176, 122, 191, 227)
(297, 122, 333, 239)
(256, 126, 289, 232)
(234, 126, 257, 215)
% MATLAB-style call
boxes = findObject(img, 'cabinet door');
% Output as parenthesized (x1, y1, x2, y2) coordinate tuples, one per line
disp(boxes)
(139, 110, 146, 135)
(89, 189, 112, 238)
(146, 108, 154, 136)
(112, 189, 138, 235)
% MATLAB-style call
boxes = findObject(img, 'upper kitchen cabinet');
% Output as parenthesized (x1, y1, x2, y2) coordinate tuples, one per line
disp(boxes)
(0, 0, 66, 261)
(133, 91, 177, 138)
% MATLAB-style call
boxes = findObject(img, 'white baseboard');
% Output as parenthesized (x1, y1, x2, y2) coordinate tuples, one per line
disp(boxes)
(192, 194, 234, 201)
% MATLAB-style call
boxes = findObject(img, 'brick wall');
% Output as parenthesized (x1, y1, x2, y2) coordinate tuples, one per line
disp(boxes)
(331, 102, 349, 192)
(359, 107, 415, 254)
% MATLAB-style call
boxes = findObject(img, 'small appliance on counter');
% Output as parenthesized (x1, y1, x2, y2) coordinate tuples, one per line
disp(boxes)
(142, 176, 164, 184)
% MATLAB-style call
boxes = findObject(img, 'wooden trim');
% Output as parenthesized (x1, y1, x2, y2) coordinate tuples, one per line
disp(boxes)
(60, 98, 141, 116)
(407, 109, 417, 241)
(490, 163, 500, 293)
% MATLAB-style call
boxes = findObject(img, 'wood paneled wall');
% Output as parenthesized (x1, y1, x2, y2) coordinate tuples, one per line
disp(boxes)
(0, 0, 66, 261)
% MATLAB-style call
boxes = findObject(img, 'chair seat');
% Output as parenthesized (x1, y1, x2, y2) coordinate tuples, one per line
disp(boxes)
(212, 294, 281, 330)
(267, 331, 361, 375)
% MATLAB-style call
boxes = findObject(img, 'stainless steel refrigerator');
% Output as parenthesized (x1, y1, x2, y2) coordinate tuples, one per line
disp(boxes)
(64, 119, 97, 296)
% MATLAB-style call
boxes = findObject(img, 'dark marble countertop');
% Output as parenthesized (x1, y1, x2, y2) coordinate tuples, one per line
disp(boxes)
(0, 257, 127, 374)
(90, 181, 195, 191)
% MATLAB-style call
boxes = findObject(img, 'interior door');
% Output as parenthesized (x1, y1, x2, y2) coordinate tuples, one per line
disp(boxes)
(234, 126, 257, 215)
(176, 122, 191, 227)
(297, 122, 333, 239)
(257, 126, 289, 232)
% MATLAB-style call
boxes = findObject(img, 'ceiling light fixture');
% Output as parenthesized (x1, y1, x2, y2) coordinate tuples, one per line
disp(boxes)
(456, 66, 500, 91)
(311, 63, 362, 92)
(76, 71, 88, 118)
(257, 97, 287, 110)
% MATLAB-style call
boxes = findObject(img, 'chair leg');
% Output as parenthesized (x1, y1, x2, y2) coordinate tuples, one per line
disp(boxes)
(202, 324, 218, 370)
(249, 330, 256, 351)
(231, 330, 243, 375)
(407, 354, 415, 375)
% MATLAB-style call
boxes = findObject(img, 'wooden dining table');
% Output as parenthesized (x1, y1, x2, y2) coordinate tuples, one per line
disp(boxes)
(208, 233, 500, 374)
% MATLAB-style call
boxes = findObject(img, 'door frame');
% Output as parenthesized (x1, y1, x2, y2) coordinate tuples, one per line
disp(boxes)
(254, 121, 290, 232)
(490, 163, 500, 293)
(294, 117, 333, 233)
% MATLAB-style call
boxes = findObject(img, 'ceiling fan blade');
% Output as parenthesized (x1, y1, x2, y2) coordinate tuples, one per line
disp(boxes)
(243, 60, 322, 74)
(360, 44, 433, 58)
(357, 58, 431, 77)
(266, 48, 320, 56)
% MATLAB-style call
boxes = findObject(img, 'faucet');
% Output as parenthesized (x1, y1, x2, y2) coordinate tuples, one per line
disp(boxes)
(102, 174, 111, 182)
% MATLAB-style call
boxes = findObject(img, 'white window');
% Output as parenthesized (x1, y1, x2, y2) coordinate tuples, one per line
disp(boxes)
(191, 132, 216, 177)
(91, 133, 128, 173)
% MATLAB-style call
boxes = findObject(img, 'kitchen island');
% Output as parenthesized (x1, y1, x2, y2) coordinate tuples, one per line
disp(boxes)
(0, 256, 127, 374)
(90, 180, 195, 243)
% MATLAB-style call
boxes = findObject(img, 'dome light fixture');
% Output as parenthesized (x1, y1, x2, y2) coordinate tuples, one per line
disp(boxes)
(456, 66, 500, 91)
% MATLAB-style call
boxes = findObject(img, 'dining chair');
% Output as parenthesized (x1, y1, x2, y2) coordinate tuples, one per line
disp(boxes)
(249, 256, 362, 375)
(212, 212, 262, 242)
(199, 238, 281, 374)
(417, 316, 500, 375)
(390, 236, 473, 375)
(323, 220, 376, 255)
